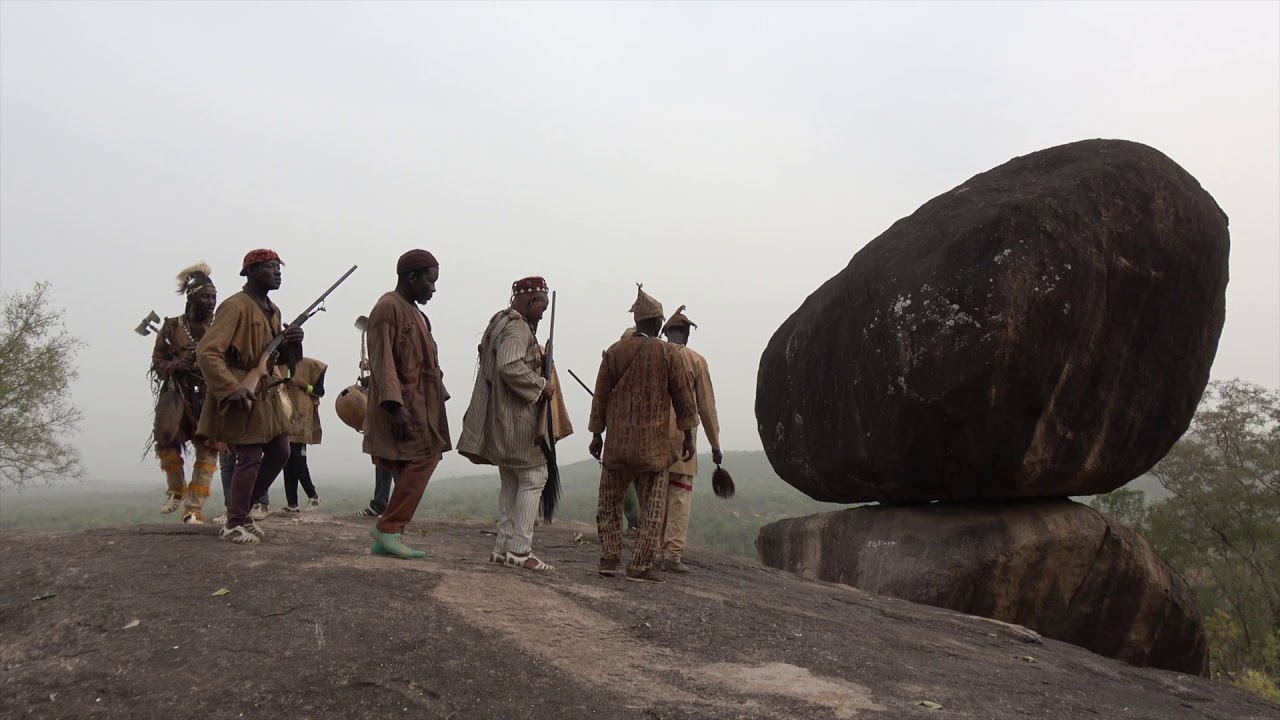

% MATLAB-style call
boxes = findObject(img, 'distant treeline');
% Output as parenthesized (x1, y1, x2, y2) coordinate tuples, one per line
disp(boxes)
(0, 451, 844, 561)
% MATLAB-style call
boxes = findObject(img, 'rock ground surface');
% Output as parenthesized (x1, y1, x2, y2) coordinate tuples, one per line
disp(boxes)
(1, 514, 1274, 719)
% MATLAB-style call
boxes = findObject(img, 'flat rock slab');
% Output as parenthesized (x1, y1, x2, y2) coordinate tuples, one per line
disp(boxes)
(2, 515, 1273, 719)
(757, 500, 1209, 676)
(756, 138, 1230, 503)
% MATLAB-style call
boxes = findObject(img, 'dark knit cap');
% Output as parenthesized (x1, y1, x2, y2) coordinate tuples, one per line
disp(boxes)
(397, 249, 439, 275)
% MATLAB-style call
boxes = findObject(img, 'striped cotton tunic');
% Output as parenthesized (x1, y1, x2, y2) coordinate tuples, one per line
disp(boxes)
(589, 334, 698, 472)
(457, 309, 559, 469)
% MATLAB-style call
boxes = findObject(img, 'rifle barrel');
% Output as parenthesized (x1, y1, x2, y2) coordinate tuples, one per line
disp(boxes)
(265, 264, 358, 358)
(292, 264, 358, 326)
(567, 368, 594, 397)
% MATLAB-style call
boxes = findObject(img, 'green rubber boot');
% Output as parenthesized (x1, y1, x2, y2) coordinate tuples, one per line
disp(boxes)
(369, 526, 425, 559)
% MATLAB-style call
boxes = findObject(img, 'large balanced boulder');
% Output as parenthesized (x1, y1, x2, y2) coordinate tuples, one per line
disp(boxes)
(756, 500, 1209, 676)
(756, 139, 1229, 503)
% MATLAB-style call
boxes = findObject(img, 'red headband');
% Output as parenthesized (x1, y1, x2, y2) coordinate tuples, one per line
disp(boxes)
(240, 249, 283, 275)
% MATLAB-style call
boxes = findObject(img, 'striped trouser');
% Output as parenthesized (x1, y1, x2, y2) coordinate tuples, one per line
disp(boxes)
(493, 464, 549, 556)
(660, 473, 694, 563)
(596, 467, 668, 573)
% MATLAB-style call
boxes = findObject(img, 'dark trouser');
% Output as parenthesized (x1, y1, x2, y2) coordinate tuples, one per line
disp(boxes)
(283, 442, 319, 507)
(375, 454, 441, 534)
(220, 451, 268, 509)
(369, 467, 394, 514)
(226, 435, 290, 528)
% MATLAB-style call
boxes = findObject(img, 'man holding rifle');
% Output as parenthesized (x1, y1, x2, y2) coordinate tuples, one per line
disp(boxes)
(196, 249, 303, 545)
(361, 250, 451, 560)
(458, 276, 572, 572)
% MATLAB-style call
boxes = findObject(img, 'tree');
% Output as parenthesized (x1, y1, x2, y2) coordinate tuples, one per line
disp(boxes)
(0, 282, 86, 488)
(1142, 379, 1280, 695)
(1087, 486, 1148, 534)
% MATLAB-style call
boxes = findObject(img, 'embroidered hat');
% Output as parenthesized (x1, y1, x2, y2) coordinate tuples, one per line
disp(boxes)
(240, 249, 283, 276)
(512, 276, 549, 296)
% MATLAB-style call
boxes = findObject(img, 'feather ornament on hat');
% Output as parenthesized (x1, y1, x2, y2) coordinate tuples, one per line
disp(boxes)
(175, 262, 214, 295)
(661, 305, 697, 334)
(629, 283, 664, 323)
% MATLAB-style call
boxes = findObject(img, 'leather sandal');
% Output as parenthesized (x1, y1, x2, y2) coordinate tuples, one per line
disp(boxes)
(505, 552, 554, 572)
(219, 525, 260, 545)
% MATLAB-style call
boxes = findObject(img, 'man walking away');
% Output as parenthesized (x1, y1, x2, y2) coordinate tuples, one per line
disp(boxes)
(659, 306, 722, 573)
(589, 285, 697, 583)
(279, 356, 328, 515)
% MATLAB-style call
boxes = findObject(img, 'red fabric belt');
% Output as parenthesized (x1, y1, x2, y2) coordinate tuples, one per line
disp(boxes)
(667, 478, 693, 492)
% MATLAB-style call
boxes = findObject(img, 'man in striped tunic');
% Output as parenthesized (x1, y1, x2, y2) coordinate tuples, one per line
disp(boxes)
(589, 285, 697, 583)
(458, 276, 569, 572)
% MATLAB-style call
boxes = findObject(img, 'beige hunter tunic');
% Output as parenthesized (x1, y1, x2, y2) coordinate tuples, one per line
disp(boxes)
(589, 335, 697, 472)
(361, 291, 452, 462)
(288, 357, 328, 445)
(667, 346, 721, 477)
(195, 291, 293, 445)
(457, 309, 573, 468)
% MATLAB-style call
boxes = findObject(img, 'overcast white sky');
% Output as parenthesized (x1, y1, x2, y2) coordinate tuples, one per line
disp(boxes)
(1, 1, 1276, 488)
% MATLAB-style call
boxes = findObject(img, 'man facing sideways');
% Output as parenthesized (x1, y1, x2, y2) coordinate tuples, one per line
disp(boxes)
(362, 250, 451, 559)
(589, 285, 697, 584)
(196, 249, 302, 545)
(278, 356, 328, 516)
(149, 262, 219, 524)
(658, 305, 722, 573)
(458, 276, 573, 572)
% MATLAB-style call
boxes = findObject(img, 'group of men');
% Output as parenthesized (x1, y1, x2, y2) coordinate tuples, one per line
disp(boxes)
(148, 252, 326, 534)
(146, 249, 722, 584)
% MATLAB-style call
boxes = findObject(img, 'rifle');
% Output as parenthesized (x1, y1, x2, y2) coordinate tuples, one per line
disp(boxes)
(567, 368, 593, 397)
(231, 264, 358, 406)
(536, 290, 561, 522)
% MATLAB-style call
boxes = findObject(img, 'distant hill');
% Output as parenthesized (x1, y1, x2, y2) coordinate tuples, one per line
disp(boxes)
(0, 450, 1169, 558)
(0, 451, 844, 560)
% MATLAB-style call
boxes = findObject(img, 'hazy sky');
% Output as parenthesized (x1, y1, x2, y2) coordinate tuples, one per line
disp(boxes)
(1, 1, 1277, 488)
